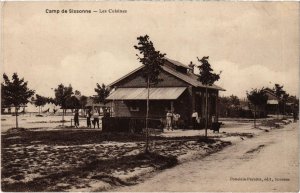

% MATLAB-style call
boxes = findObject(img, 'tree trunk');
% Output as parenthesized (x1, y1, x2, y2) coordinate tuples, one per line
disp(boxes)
(145, 77, 150, 153)
(62, 109, 65, 126)
(277, 103, 279, 119)
(254, 105, 256, 128)
(205, 86, 208, 137)
(283, 101, 286, 118)
(15, 106, 18, 128)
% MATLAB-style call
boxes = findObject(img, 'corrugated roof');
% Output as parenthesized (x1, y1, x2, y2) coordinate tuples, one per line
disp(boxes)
(162, 66, 225, 91)
(165, 58, 192, 69)
(263, 88, 279, 100)
(106, 87, 187, 100)
(267, 99, 279, 105)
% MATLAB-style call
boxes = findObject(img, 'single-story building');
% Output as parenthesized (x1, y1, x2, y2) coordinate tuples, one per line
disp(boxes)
(85, 97, 111, 117)
(105, 58, 225, 129)
(263, 88, 279, 115)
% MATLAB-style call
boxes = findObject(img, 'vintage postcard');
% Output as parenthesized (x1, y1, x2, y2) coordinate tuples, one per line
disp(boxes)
(1, 1, 299, 192)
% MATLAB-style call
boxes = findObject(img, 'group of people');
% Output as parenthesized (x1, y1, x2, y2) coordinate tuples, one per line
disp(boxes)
(73, 108, 100, 128)
(86, 109, 100, 128)
(165, 111, 181, 130)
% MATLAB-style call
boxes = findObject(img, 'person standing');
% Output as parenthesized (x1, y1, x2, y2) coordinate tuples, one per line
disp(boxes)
(93, 109, 100, 129)
(86, 109, 91, 128)
(191, 111, 198, 129)
(173, 113, 180, 129)
(166, 111, 173, 131)
(74, 109, 79, 128)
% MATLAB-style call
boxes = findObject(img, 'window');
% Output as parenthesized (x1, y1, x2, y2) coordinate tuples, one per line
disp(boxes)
(129, 101, 140, 112)
(130, 106, 139, 112)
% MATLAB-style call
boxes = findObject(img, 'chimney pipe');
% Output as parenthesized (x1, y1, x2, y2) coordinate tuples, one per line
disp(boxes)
(188, 61, 195, 74)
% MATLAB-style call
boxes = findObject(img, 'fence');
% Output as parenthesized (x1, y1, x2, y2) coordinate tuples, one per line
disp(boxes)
(102, 117, 163, 133)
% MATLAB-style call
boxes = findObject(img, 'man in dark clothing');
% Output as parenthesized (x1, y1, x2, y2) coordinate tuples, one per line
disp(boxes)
(93, 109, 100, 129)
(74, 109, 79, 128)
(86, 110, 91, 128)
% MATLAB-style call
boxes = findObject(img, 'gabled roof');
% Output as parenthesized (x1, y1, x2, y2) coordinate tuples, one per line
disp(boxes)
(162, 65, 225, 91)
(165, 58, 192, 69)
(108, 66, 144, 87)
(108, 59, 225, 91)
(263, 88, 279, 100)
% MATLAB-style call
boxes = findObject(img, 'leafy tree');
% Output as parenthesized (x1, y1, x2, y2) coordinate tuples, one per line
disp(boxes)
(229, 95, 240, 107)
(54, 84, 73, 124)
(1, 73, 35, 128)
(47, 97, 56, 104)
(34, 94, 48, 114)
(273, 84, 286, 117)
(74, 90, 81, 96)
(273, 84, 285, 99)
(246, 88, 268, 128)
(79, 95, 88, 109)
(282, 93, 289, 116)
(196, 56, 220, 137)
(134, 35, 166, 153)
(219, 96, 230, 117)
(94, 83, 110, 103)
(65, 96, 81, 111)
(219, 95, 240, 117)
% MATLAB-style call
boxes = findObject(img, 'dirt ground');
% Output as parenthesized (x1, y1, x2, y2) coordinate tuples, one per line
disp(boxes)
(115, 121, 299, 192)
(1, 129, 230, 192)
(1, 117, 296, 192)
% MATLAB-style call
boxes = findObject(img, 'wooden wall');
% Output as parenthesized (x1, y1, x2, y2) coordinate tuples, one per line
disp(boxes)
(114, 69, 188, 88)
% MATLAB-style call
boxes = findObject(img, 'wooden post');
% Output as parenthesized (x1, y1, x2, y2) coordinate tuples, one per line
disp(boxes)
(145, 76, 150, 153)
(254, 105, 256, 128)
(62, 109, 65, 126)
(15, 106, 18, 129)
(216, 92, 219, 122)
(188, 86, 194, 129)
(205, 86, 208, 137)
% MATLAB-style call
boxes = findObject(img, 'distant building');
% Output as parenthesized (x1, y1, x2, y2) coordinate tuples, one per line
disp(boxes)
(106, 58, 225, 128)
(263, 88, 279, 115)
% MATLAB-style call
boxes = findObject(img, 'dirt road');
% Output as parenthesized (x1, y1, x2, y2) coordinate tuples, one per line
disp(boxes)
(115, 122, 299, 192)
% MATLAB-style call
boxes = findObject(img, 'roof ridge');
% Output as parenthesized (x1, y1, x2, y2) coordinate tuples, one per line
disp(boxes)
(108, 61, 225, 91)
(162, 66, 225, 91)
(164, 57, 192, 69)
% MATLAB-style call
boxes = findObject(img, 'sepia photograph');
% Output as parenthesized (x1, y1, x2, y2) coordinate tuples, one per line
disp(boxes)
(1, 1, 299, 192)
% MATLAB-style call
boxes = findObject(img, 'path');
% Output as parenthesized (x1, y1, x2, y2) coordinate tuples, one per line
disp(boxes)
(115, 122, 299, 192)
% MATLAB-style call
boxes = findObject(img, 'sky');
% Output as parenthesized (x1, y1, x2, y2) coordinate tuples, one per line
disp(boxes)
(2, 2, 299, 98)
